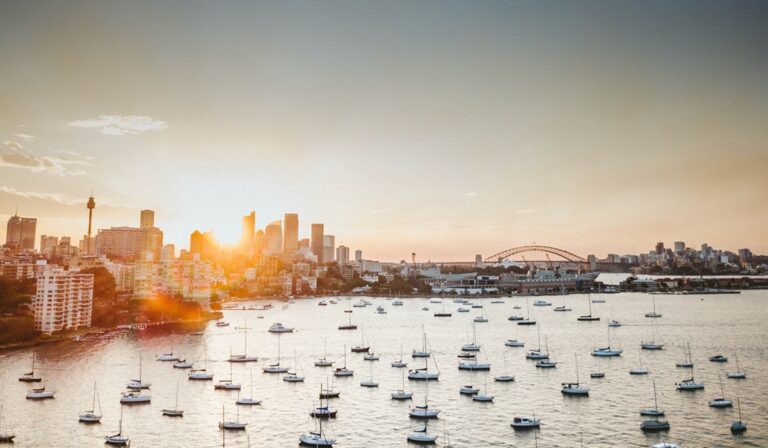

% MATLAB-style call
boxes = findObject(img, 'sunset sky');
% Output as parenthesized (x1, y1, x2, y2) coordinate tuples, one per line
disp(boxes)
(1, 0, 766, 261)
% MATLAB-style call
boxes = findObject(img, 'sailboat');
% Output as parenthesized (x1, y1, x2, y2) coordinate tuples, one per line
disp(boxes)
(360, 360, 378, 387)
(26, 383, 55, 400)
(675, 343, 693, 368)
(640, 380, 665, 416)
(641, 321, 664, 350)
(412, 326, 431, 358)
(494, 354, 515, 382)
(18, 350, 42, 382)
(315, 339, 334, 367)
(0, 405, 14, 443)
(392, 368, 413, 400)
(473, 306, 488, 323)
(434, 300, 451, 317)
(333, 345, 354, 377)
(229, 320, 258, 362)
(461, 322, 481, 352)
(263, 334, 290, 373)
(218, 405, 247, 430)
(104, 404, 129, 445)
(173, 356, 193, 369)
(591, 326, 622, 357)
(708, 374, 733, 408)
(472, 373, 494, 402)
(189, 343, 214, 380)
(517, 298, 536, 325)
(236, 369, 261, 405)
(351, 326, 370, 353)
(675, 361, 705, 390)
(554, 287, 571, 311)
(126, 353, 151, 389)
(577, 294, 600, 321)
(561, 354, 589, 396)
(409, 378, 440, 418)
(299, 415, 335, 446)
(215, 357, 242, 389)
(727, 353, 747, 379)
(730, 395, 747, 434)
(645, 295, 662, 318)
(283, 350, 305, 382)
(526, 325, 549, 360)
(311, 384, 338, 418)
(79, 381, 103, 422)
(458, 354, 491, 371)
(629, 350, 649, 375)
(157, 347, 179, 362)
(338, 311, 357, 330)
(535, 336, 557, 368)
(162, 381, 184, 417)
(391, 345, 407, 368)
(407, 420, 438, 444)
(408, 334, 440, 380)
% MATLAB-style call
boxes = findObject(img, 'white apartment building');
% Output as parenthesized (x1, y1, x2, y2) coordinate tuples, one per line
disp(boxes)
(33, 265, 94, 335)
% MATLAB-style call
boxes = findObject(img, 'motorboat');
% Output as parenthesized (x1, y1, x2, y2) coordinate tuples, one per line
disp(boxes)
(392, 300, 403, 306)
(510, 416, 540, 429)
(709, 354, 728, 363)
(505, 339, 525, 347)
(363, 353, 380, 361)
(554, 305, 572, 312)
(120, 391, 150, 404)
(590, 372, 605, 379)
(495, 374, 514, 382)
(173, 359, 193, 369)
(268, 322, 294, 333)
(458, 359, 491, 371)
(457, 307, 470, 312)
(641, 418, 670, 432)
(652, 444, 679, 448)
(532, 299, 551, 306)
(608, 320, 622, 327)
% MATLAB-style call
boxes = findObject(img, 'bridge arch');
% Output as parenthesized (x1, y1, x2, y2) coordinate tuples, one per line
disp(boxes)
(485, 245, 587, 263)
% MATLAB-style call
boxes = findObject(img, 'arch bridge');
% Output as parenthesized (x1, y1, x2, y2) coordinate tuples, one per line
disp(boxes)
(485, 245, 587, 263)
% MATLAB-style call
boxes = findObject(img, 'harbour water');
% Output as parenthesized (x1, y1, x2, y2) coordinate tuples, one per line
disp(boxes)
(1, 291, 766, 447)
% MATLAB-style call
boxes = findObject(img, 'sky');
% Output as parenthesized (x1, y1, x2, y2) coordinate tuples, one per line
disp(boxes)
(1, 0, 767, 261)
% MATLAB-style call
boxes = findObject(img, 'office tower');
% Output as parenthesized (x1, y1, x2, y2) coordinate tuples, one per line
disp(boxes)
(311, 224, 324, 264)
(241, 211, 255, 247)
(475, 254, 483, 267)
(336, 245, 350, 265)
(283, 213, 299, 253)
(298, 238, 310, 249)
(161, 244, 176, 261)
(5, 214, 37, 251)
(190, 230, 204, 256)
(254, 229, 265, 254)
(140, 209, 155, 228)
(40, 235, 59, 257)
(323, 235, 335, 264)
(264, 221, 283, 255)
(655, 242, 665, 255)
(86, 196, 95, 255)
(355, 250, 363, 262)
(33, 264, 94, 335)
(95, 226, 163, 261)
(674, 241, 685, 254)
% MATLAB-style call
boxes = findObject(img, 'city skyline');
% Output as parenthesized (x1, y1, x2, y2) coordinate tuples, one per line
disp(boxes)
(2, 1, 767, 260)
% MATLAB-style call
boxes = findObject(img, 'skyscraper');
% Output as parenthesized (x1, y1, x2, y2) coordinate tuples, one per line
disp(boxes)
(323, 235, 335, 264)
(190, 230, 204, 256)
(5, 213, 36, 251)
(241, 211, 255, 247)
(264, 221, 283, 255)
(140, 209, 155, 228)
(283, 213, 299, 253)
(336, 245, 350, 265)
(311, 224, 324, 264)
(355, 250, 363, 262)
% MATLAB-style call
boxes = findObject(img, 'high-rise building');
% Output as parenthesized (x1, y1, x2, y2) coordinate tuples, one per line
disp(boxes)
(298, 238, 310, 249)
(673, 241, 685, 254)
(5, 214, 37, 250)
(323, 235, 335, 264)
(254, 229, 265, 254)
(283, 213, 299, 253)
(95, 226, 163, 261)
(161, 244, 176, 261)
(264, 221, 283, 255)
(40, 235, 59, 257)
(33, 264, 94, 335)
(140, 209, 155, 228)
(655, 242, 665, 255)
(190, 230, 204, 256)
(355, 250, 363, 262)
(241, 211, 255, 247)
(336, 245, 350, 265)
(475, 254, 483, 267)
(311, 224, 324, 264)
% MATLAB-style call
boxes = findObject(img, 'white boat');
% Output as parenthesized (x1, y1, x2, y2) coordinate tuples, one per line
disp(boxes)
(645, 295, 662, 318)
(360, 361, 378, 387)
(283, 350, 305, 382)
(641, 321, 664, 350)
(334, 345, 354, 377)
(561, 354, 589, 396)
(460, 384, 479, 395)
(727, 353, 746, 379)
(535, 336, 557, 368)
(237, 369, 262, 405)
(458, 358, 491, 371)
(630, 350, 649, 375)
(157, 350, 179, 362)
(526, 325, 549, 360)
(318, 300, 328, 306)
(229, 320, 259, 362)
(708, 374, 733, 408)
(408, 334, 440, 381)
(263, 333, 290, 373)
(461, 322, 482, 351)
(268, 322, 294, 333)
(495, 355, 515, 382)
(591, 326, 622, 357)
(218, 405, 246, 430)
(505, 339, 524, 347)
(18, 350, 42, 383)
(26, 385, 56, 400)
(104, 405, 129, 446)
(676, 362, 705, 391)
(640, 380, 665, 417)
(608, 319, 622, 327)
(79, 381, 102, 422)
(391, 345, 407, 368)
(392, 300, 403, 306)
(0, 405, 15, 443)
(510, 415, 540, 429)
(173, 359, 193, 369)
(412, 326, 431, 358)
(407, 421, 438, 444)
(162, 381, 184, 417)
(457, 307, 470, 312)
(577, 294, 600, 321)
(709, 354, 728, 363)
(676, 343, 694, 368)
(315, 339, 334, 367)
(120, 391, 150, 404)
(299, 417, 335, 446)
(409, 380, 440, 418)
(731, 395, 747, 434)
(532, 299, 551, 306)
(473, 306, 488, 322)
(189, 344, 214, 380)
(126, 354, 151, 390)
(363, 353, 380, 361)
(652, 444, 679, 448)
(215, 361, 242, 390)
(554, 305, 572, 312)
(473, 374, 494, 402)
(392, 368, 413, 400)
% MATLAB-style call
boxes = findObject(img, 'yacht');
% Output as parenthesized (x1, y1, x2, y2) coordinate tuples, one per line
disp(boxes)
(577, 295, 600, 321)
(731, 395, 747, 434)
(391, 369, 413, 400)
(120, 391, 150, 404)
(236, 369, 261, 405)
(457, 307, 470, 312)
(104, 405, 129, 446)
(311, 385, 337, 417)
(126, 354, 151, 390)
(676, 363, 705, 391)
(229, 320, 259, 362)
(727, 353, 747, 379)
(216, 321, 230, 327)
(391, 346, 408, 368)
(608, 319, 622, 327)
(629, 350, 649, 375)
(79, 382, 102, 423)
(645, 295, 662, 318)
(676, 343, 694, 368)
(561, 355, 589, 396)
(505, 339, 525, 347)
(472, 374, 494, 402)
(708, 374, 733, 408)
(315, 339, 334, 367)
(157, 351, 179, 362)
(268, 322, 294, 333)
(299, 419, 335, 447)
(407, 422, 438, 444)
(510, 415, 541, 429)
(392, 300, 403, 306)
(333, 345, 354, 377)
(359, 362, 378, 387)
(363, 353, 380, 361)
(640, 380, 665, 417)
(173, 359, 193, 369)
(591, 327, 622, 357)
(263, 334, 290, 373)
(460, 384, 479, 395)
(18, 351, 42, 383)
(26, 385, 56, 400)
(532, 299, 551, 306)
(162, 381, 184, 417)
(218, 405, 247, 430)
(318, 300, 328, 306)
(458, 358, 491, 371)
(709, 354, 728, 363)
(554, 305, 572, 312)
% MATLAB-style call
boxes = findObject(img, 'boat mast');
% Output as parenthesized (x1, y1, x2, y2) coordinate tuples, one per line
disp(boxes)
(652, 380, 659, 411)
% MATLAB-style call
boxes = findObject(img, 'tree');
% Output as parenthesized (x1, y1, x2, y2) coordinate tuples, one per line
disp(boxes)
(80, 267, 117, 304)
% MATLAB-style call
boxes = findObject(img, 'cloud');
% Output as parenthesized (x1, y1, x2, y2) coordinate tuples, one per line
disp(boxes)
(0, 140, 89, 176)
(12, 133, 35, 141)
(0, 185, 84, 206)
(68, 115, 168, 135)
(515, 208, 542, 214)
(463, 192, 478, 198)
